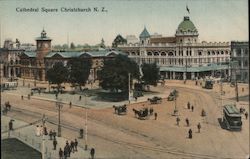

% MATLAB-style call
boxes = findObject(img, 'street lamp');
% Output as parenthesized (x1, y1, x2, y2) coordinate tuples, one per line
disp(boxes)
(84, 93, 88, 150)
(56, 99, 63, 137)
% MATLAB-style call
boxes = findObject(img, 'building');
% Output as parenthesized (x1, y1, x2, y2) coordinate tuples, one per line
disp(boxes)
(230, 41, 249, 83)
(19, 29, 124, 81)
(0, 39, 24, 79)
(118, 16, 231, 80)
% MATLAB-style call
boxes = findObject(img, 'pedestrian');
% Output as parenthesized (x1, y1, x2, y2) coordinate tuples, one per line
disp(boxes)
(70, 140, 75, 153)
(74, 139, 78, 151)
(197, 123, 201, 133)
(69, 101, 72, 108)
(36, 125, 40, 136)
(44, 126, 48, 135)
(53, 138, 57, 150)
(149, 107, 154, 115)
(59, 148, 63, 159)
(49, 130, 53, 140)
(188, 129, 192, 139)
(40, 125, 43, 135)
(176, 117, 180, 126)
(90, 148, 95, 159)
(79, 95, 82, 101)
(245, 112, 248, 120)
(21, 95, 23, 100)
(187, 102, 190, 109)
(64, 146, 68, 159)
(9, 120, 13, 131)
(185, 118, 189, 127)
(135, 96, 137, 101)
(191, 106, 194, 112)
(53, 130, 56, 140)
(55, 93, 58, 99)
(154, 112, 157, 120)
(65, 141, 71, 157)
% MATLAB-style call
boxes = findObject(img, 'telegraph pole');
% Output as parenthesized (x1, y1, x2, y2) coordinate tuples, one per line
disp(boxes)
(84, 94, 88, 150)
(56, 99, 63, 137)
(128, 73, 131, 104)
(42, 114, 46, 159)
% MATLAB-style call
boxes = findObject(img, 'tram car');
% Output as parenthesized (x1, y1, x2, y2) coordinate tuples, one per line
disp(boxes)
(223, 104, 242, 130)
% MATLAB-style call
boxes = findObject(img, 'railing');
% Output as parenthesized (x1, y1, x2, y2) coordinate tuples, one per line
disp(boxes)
(2, 131, 52, 159)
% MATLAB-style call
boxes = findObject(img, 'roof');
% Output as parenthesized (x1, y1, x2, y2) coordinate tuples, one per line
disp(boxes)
(160, 64, 228, 72)
(139, 27, 150, 38)
(23, 51, 37, 57)
(224, 105, 241, 116)
(45, 50, 125, 58)
(150, 37, 176, 43)
(46, 52, 81, 58)
(176, 16, 198, 34)
(35, 37, 52, 41)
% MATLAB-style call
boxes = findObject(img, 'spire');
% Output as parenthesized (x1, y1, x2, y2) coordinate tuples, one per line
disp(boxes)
(139, 27, 150, 38)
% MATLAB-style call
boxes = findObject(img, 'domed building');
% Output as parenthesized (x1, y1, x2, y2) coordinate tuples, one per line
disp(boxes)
(118, 16, 231, 80)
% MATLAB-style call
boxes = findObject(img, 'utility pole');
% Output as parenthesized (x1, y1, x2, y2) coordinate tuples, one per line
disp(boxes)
(128, 73, 131, 104)
(235, 78, 239, 102)
(42, 114, 46, 159)
(84, 94, 88, 150)
(56, 99, 63, 137)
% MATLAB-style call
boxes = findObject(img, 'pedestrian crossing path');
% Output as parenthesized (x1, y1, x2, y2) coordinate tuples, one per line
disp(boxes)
(1, 116, 89, 159)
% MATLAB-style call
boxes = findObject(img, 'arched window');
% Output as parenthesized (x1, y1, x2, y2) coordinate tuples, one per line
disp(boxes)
(198, 52, 202, 56)
(154, 52, 159, 56)
(161, 52, 166, 56)
(131, 52, 136, 56)
(217, 51, 220, 55)
(168, 52, 174, 56)
(212, 51, 215, 55)
(147, 52, 152, 56)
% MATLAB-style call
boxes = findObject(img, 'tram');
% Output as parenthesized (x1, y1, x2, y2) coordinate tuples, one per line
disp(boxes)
(223, 104, 242, 130)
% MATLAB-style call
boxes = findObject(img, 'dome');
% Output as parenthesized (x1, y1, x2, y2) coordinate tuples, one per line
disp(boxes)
(139, 27, 150, 38)
(176, 16, 198, 36)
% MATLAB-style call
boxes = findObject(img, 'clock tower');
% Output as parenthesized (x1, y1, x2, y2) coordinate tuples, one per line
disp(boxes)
(36, 29, 52, 81)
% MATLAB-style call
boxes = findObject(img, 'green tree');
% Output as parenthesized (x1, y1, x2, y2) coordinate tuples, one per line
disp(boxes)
(67, 58, 92, 90)
(112, 34, 127, 48)
(46, 62, 68, 92)
(99, 54, 140, 92)
(141, 63, 160, 86)
(100, 38, 106, 48)
(70, 42, 76, 49)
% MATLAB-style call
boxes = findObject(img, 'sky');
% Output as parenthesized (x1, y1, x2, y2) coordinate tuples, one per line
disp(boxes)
(0, 0, 248, 46)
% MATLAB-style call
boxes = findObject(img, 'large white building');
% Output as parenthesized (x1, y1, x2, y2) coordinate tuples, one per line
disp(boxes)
(118, 16, 231, 80)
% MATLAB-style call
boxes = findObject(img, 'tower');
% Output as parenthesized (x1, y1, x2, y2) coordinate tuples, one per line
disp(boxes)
(36, 29, 52, 81)
(139, 27, 150, 46)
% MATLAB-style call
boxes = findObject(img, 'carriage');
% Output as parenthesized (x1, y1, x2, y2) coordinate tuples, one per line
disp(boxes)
(133, 108, 150, 120)
(167, 89, 178, 101)
(148, 96, 162, 104)
(113, 104, 127, 115)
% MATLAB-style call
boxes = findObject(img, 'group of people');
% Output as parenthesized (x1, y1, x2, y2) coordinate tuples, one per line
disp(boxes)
(175, 102, 204, 139)
(35, 125, 49, 136)
(58, 140, 78, 159)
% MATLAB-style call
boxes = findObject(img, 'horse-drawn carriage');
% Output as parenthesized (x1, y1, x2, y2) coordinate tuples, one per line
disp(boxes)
(148, 96, 162, 104)
(133, 107, 153, 120)
(167, 89, 178, 101)
(113, 104, 127, 115)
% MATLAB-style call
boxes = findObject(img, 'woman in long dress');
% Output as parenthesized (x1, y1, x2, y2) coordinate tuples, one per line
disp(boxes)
(36, 125, 40, 136)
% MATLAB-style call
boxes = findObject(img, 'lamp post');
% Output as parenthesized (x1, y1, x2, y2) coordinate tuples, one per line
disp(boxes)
(42, 114, 46, 159)
(128, 73, 131, 104)
(84, 93, 88, 150)
(56, 99, 63, 137)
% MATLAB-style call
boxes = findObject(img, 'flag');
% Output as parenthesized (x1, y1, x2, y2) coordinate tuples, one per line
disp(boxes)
(186, 5, 190, 14)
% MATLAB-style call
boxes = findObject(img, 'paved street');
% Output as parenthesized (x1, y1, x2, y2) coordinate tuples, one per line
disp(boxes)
(1, 80, 249, 159)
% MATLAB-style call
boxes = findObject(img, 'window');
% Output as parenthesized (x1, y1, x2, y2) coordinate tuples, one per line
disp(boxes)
(154, 52, 159, 56)
(221, 51, 224, 55)
(208, 51, 210, 55)
(161, 52, 166, 56)
(236, 49, 241, 56)
(198, 52, 202, 56)
(147, 52, 152, 56)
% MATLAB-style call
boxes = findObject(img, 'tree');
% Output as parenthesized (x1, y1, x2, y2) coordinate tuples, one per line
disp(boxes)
(100, 38, 106, 49)
(112, 34, 127, 48)
(99, 54, 140, 92)
(70, 42, 76, 49)
(47, 62, 68, 92)
(67, 58, 92, 90)
(141, 63, 160, 86)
